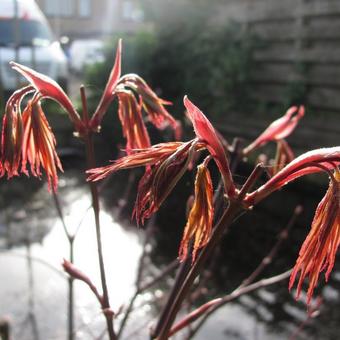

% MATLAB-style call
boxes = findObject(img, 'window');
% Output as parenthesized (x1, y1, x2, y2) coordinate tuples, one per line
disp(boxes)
(44, 0, 75, 17)
(78, 0, 91, 18)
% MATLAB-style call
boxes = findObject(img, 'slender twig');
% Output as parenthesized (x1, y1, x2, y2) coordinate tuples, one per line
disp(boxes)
(155, 201, 242, 340)
(185, 205, 302, 338)
(80, 86, 117, 340)
(117, 218, 155, 338)
(53, 192, 73, 241)
(71, 310, 104, 340)
(73, 205, 92, 239)
(68, 239, 75, 340)
(117, 170, 137, 218)
(124, 316, 156, 340)
(239, 205, 302, 289)
(213, 138, 243, 222)
(136, 218, 156, 292)
(150, 254, 191, 338)
(26, 241, 40, 340)
(0, 250, 66, 277)
(116, 290, 140, 338)
(288, 296, 322, 340)
(15, 241, 41, 340)
(170, 270, 292, 338)
(238, 163, 264, 201)
(160, 201, 301, 339)
(52, 192, 75, 340)
(139, 259, 178, 292)
(229, 138, 244, 173)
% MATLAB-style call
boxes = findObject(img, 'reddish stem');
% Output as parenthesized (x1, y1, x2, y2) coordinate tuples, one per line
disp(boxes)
(80, 86, 117, 340)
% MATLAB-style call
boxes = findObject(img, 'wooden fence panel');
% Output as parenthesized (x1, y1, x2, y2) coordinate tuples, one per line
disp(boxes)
(246, 0, 300, 21)
(302, 0, 340, 17)
(252, 63, 340, 87)
(253, 43, 340, 64)
(215, 0, 340, 113)
(307, 65, 340, 86)
(248, 20, 297, 41)
(304, 16, 340, 40)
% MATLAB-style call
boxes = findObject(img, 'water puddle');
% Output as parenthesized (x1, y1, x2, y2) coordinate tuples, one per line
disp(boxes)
(0, 171, 336, 339)
(0, 174, 145, 339)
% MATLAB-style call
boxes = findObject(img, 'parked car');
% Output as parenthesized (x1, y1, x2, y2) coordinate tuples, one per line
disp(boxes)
(69, 39, 105, 74)
(0, 0, 69, 96)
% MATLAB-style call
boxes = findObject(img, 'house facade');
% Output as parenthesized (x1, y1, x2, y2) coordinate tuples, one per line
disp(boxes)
(35, 0, 145, 39)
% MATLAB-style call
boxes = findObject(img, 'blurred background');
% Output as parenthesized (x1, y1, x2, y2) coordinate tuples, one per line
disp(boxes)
(1, 0, 340, 339)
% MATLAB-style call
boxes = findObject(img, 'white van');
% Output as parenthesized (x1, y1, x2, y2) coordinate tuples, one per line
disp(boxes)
(0, 0, 68, 95)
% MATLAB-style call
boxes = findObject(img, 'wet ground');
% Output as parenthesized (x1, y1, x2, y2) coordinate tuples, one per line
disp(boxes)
(0, 171, 311, 340)
(0, 172, 145, 339)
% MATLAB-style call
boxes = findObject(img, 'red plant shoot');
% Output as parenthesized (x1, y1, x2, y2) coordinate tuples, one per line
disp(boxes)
(269, 139, 295, 176)
(117, 90, 151, 154)
(21, 98, 63, 192)
(88, 140, 198, 224)
(119, 74, 177, 130)
(244, 147, 340, 302)
(1, 87, 29, 178)
(87, 141, 187, 181)
(133, 140, 197, 224)
(179, 159, 214, 262)
(243, 105, 304, 155)
(246, 147, 340, 205)
(90, 39, 122, 129)
(183, 96, 236, 198)
(289, 169, 340, 303)
(89, 40, 179, 151)
(10, 62, 83, 132)
(1, 91, 62, 191)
